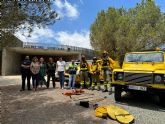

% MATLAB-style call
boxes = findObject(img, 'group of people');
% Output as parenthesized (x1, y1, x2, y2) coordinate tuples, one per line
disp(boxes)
(79, 51, 114, 92)
(20, 51, 114, 93)
(20, 56, 66, 91)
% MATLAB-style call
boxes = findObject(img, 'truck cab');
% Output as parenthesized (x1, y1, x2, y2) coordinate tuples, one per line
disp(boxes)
(112, 50, 165, 105)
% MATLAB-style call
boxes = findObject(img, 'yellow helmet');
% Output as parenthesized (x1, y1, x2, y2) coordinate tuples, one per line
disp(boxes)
(155, 47, 161, 51)
(102, 50, 108, 57)
(103, 50, 108, 54)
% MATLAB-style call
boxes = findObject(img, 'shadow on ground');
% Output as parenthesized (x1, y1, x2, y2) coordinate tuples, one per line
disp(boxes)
(115, 91, 165, 112)
(1, 85, 107, 124)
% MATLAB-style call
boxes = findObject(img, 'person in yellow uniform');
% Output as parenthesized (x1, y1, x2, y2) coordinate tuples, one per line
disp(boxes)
(101, 51, 114, 92)
(80, 55, 90, 89)
(90, 57, 100, 91)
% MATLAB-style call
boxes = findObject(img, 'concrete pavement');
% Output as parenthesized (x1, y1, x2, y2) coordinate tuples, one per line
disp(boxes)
(0, 75, 21, 86)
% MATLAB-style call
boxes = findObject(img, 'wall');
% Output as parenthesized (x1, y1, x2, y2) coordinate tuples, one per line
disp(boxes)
(1, 48, 81, 76)
(1, 49, 21, 75)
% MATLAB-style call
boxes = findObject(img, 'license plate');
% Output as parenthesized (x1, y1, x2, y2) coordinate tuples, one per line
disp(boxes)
(128, 85, 147, 91)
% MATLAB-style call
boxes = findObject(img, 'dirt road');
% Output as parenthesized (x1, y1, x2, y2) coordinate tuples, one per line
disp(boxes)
(0, 84, 118, 124)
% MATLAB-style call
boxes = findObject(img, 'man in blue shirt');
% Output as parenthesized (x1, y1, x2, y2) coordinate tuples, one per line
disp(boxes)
(20, 56, 31, 91)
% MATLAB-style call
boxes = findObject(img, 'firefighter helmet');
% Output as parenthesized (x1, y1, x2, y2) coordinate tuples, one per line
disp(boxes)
(102, 51, 108, 57)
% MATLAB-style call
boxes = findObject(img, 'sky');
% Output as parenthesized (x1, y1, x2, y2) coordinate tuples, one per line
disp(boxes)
(15, 0, 165, 49)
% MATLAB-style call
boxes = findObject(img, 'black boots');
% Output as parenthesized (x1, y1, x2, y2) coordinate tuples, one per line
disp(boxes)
(102, 85, 108, 92)
(53, 82, 56, 88)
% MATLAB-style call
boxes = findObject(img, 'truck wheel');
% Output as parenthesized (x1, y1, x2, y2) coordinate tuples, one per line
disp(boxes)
(114, 86, 122, 101)
(159, 94, 165, 106)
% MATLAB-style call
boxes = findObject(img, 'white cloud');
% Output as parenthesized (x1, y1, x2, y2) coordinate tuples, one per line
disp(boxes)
(15, 25, 57, 44)
(54, 0, 63, 9)
(53, 0, 79, 19)
(15, 25, 91, 49)
(55, 31, 91, 49)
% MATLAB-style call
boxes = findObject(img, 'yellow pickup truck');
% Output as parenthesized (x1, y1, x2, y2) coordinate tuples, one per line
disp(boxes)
(112, 50, 165, 105)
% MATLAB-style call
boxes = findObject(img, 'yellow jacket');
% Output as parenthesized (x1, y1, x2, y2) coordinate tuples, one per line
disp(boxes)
(98, 57, 120, 70)
(90, 62, 99, 72)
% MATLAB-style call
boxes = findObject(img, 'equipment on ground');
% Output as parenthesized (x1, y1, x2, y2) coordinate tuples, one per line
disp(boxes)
(95, 106, 108, 119)
(62, 89, 85, 98)
(78, 96, 107, 108)
(95, 105, 134, 124)
(72, 95, 94, 101)
(115, 108, 134, 124)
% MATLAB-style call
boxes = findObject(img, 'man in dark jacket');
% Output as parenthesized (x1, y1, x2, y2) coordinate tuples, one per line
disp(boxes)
(20, 56, 31, 91)
(46, 57, 56, 88)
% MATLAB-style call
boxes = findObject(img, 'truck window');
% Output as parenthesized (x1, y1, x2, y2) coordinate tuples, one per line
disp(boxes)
(125, 53, 164, 62)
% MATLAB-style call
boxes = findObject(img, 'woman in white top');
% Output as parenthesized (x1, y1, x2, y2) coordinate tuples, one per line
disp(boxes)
(30, 57, 40, 91)
(56, 57, 66, 89)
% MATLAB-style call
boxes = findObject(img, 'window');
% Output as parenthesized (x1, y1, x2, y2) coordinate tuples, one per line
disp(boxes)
(125, 52, 164, 62)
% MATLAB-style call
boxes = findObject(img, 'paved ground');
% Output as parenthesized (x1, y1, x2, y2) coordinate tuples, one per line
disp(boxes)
(0, 76, 165, 124)
(0, 76, 21, 86)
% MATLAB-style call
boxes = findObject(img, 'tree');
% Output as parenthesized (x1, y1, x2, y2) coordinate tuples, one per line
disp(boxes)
(90, 0, 165, 63)
(0, 0, 59, 49)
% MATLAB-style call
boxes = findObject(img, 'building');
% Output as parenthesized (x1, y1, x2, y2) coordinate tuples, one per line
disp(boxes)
(1, 38, 94, 76)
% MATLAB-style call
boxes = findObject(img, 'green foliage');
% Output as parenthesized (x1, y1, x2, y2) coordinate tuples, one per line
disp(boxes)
(1, 1, 58, 32)
(90, 0, 165, 63)
(0, 1, 59, 48)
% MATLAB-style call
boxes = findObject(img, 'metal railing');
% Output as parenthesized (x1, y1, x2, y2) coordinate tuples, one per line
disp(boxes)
(22, 42, 94, 56)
